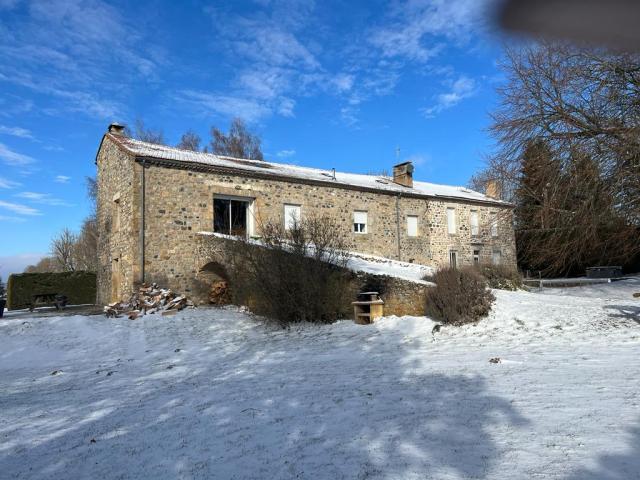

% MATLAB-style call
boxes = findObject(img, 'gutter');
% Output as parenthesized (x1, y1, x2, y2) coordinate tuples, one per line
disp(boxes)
(140, 158, 146, 284)
(395, 192, 402, 261)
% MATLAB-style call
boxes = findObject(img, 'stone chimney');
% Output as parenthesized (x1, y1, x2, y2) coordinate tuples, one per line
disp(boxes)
(485, 180, 501, 199)
(108, 123, 125, 135)
(392, 161, 414, 188)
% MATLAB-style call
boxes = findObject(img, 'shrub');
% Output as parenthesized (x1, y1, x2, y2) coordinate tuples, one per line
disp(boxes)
(227, 215, 353, 327)
(476, 264, 523, 290)
(425, 267, 495, 325)
(7, 271, 96, 310)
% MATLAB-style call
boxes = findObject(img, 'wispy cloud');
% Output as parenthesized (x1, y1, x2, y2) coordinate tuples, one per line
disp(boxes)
(54, 175, 71, 183)
(0, 200, 41, 216)
(0, 176, 20, 189)
(0, 125, 34, 139)
(0, 215, 27, 223)
(0, 0, 162, 120)
(276, 149, 296, 158)
(422, 76, 478, 117)
(15, 191, 74, 207)
(0, 143, 36, 166)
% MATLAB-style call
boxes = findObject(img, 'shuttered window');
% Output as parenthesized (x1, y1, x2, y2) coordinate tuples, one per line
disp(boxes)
(354, 211, 368, 233)
(407, 215, 418, 237)
(447, 208, 456, 234)
(470, 211, 479, 236)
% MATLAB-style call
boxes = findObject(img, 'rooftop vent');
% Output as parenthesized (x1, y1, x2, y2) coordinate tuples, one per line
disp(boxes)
(392, 161, 414, 188)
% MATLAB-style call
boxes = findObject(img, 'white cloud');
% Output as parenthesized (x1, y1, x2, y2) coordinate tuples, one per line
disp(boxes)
(0, 143, 36, 166)
(0, 200, 41, 216)
(404, 153, 430, 166)
(0, 125, 34, 139)
(370, 0, 487, 61)
(0, 176, 20, 189)
(15, 191, 74, 207)
(276, 149, 296, 158)
(422, 75, 478, 117)
(54, 175, 71, 183)
(174, 91, 271, 124)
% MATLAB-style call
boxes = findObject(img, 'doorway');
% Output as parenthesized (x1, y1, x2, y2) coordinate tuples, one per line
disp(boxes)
(214, 196, 252, 237)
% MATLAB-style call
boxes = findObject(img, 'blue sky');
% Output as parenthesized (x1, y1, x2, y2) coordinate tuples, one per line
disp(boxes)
(0, 0, 508, 278)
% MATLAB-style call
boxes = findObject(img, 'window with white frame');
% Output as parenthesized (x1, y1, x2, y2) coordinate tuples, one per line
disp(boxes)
(470, 210, 479, 236)
(353, 211, 368, 233)
(491, 213, 498, 237)
(447, 208, 456, 234)
(492, 249, 502, 265)
(284, 204, 301, 230)
(407, 215, 418, 237)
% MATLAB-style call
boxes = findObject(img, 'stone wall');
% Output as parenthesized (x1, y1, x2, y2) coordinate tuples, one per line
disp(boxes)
(194, 233, 429, 318)
(97, 135, 516, 303)
(95, 139, 141, 304)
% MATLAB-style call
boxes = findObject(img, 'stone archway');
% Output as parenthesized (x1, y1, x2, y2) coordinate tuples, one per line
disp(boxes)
(195, 261, 232, 305)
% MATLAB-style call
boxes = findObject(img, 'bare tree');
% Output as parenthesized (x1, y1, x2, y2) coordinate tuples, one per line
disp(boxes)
(177, 130, 202, 151)
(51, 228, 78, 272)
(74, 217, 98, 272)
(209, 118, 263, 160)
(24, 257, 60, 273)
(473, 41, 640, 275)
(126, 118, 165, 145)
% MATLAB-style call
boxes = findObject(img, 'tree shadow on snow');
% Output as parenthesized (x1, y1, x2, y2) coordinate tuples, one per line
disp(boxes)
(602, 304, 640, 325)
(563, 419, 640, 480)
(0, 312, 530, 479)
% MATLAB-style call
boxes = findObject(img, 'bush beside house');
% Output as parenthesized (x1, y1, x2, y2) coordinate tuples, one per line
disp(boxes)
(425, 267, 495, 325)
(7, 271, 96, 310)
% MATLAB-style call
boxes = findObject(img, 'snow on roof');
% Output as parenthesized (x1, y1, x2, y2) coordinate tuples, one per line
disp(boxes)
(108, 134, 509, 205)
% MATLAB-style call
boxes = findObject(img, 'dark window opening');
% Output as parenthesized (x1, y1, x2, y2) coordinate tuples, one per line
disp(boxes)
(473, 249, 480, 265)
(449, 251, 458, 269)
(214, 198, 249, 237)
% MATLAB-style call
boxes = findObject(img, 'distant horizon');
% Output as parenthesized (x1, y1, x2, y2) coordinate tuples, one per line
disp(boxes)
(0, 0, 509, 276)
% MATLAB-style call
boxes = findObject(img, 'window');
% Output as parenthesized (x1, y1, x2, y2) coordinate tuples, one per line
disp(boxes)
(449, 250, 458, 269)
(354, 211, 368, 234)
(407, 215, 418, 237)
(284, 204, 301, 230)
(492, 249, 502, 265)
(447, 208, 456, 234)
(491, 214, 498, 237)
(214, 197, 251, 237)
(470, 211, 479, 236)
(473, 249, 480, 265)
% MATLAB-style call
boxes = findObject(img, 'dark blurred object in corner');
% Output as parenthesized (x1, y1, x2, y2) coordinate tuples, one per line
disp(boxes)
(498, 0, 640, 50)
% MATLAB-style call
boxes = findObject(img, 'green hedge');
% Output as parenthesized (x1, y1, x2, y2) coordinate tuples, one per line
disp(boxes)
(7, 271, 96, 310)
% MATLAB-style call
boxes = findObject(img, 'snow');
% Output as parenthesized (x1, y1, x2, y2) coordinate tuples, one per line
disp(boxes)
(198, 231, 435, 283)
(1, 283, 639, 479)
(111, 134, 508, 205)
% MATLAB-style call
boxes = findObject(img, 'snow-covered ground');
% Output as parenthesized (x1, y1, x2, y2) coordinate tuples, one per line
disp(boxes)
(1, 280, 639, 479)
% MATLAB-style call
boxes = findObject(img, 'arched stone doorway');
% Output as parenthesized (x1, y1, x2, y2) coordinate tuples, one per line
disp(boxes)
(195, 261, 232, 305)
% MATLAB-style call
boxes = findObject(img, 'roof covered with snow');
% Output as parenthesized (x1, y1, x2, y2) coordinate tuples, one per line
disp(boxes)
(106, 133, 510, 206)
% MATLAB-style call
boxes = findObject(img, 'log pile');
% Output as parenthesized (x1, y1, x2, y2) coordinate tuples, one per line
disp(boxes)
(209, 280, 231, 305)
(104, 283, 195, 319)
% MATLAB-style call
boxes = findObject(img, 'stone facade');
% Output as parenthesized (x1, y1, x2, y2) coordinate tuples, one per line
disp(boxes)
(96, 133, 516, 305)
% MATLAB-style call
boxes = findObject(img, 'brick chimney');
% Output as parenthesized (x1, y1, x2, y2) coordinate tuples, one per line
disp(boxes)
(108, 123, 125, 135)
(392, 161, 414, 188)
(485, 180, 501, 199)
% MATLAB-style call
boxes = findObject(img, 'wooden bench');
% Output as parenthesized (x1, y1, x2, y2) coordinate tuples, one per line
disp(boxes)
(29, 293, 68, 312)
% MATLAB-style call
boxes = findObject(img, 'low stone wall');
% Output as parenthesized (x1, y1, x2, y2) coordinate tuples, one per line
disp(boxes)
(195, 233, 428, 318)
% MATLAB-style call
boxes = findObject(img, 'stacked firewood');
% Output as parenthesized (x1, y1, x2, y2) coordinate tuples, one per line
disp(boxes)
(104, 283, 195, 319)
(209, 280, 231, 305)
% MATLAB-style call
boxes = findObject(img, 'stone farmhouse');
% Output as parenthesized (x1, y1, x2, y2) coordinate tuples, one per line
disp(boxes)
(95, 123, 516, 305)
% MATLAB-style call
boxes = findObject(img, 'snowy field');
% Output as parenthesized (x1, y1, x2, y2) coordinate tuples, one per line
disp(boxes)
(1, 280, 639, 479)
